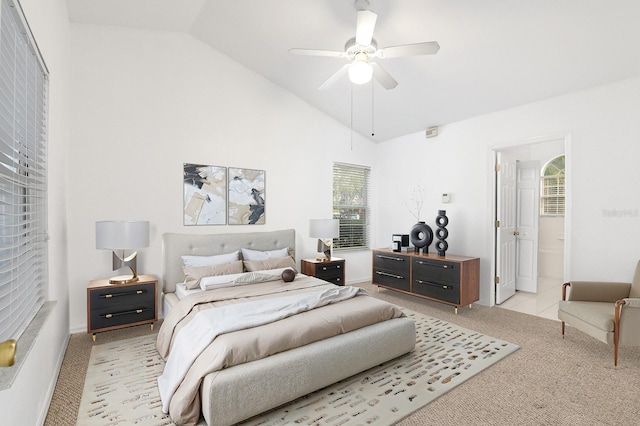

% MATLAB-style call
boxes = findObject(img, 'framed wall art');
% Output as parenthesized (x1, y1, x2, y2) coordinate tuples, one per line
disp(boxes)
(228, 167, 265, 225)
(183, 163, 227, 225)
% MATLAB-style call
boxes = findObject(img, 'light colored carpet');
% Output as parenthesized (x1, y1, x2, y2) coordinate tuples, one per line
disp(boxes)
(75, 309, 518, 425)
(46, 282, 640, 426)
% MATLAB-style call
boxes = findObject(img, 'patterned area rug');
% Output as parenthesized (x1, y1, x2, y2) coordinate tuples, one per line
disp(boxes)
(76, 310, 519, 426)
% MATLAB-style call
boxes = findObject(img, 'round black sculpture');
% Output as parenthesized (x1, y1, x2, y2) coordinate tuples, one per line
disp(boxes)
(410, 222, 433, 254)
(281, 269, 296, 282)
(435, 210, 449, 256)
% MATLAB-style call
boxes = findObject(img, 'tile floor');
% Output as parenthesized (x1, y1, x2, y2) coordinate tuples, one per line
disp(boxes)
(497, 276, 564, 321)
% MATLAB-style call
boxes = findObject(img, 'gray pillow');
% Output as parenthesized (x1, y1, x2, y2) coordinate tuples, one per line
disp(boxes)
(243, 256, 297, 272)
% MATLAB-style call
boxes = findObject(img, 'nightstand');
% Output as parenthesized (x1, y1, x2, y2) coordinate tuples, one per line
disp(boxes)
(87, 274, 158, 341)
(301, 258, 345, 286)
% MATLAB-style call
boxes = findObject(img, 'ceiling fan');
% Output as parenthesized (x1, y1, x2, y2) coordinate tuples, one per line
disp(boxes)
(289, 0, 440, 90)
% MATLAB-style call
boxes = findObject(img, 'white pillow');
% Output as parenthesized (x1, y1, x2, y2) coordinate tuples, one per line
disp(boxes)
(200, 267, 294, 291)
(241, 247, 289, 261)
(181, 250, 239, 267)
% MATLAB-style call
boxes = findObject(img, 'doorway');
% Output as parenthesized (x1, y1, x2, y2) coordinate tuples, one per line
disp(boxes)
(493, 137, 567, 317)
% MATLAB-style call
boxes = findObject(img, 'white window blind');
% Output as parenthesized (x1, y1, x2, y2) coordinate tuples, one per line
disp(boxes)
(0, 0, 48, 343)
(332, 162, 370, 250)
(540, 155, 565, 216)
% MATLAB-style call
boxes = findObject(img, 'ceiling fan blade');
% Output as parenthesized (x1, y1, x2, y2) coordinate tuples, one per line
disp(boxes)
(318, 64, 350, 90)
(371, 62, 398, 90)
(355, 10, 377, 46)
(378, 41, 440, 58)
(288, 48, 344, 58)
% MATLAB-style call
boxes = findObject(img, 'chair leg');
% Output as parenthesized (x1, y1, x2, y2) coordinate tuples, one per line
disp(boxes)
(561, 321, 565, 338)
(614, 299, 626, 368)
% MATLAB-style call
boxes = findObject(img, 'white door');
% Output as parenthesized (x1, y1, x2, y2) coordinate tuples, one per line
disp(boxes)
(495, 151, 517, 304)
(515, 161, 540, 292)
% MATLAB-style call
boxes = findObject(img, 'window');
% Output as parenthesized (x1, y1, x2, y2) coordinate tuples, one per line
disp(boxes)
(0, 0, 48, 343)
(332, 162, 370, 250)
(540, 155, 565, 216)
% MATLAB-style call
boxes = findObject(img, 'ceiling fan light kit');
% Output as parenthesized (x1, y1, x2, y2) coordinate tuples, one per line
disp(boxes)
(289, 1, 440, 90)
(349, 55, 373, 84)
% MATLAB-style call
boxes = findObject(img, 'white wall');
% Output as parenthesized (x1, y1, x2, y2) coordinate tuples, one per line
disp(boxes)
(0, 0, 71, 424)
(376, 76, 640, 305)
(67, 25, 378, 332)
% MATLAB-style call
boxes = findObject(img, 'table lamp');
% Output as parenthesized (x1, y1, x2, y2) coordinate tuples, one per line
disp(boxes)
(309, 219, 339, 261)
(96, 220, 150, 284)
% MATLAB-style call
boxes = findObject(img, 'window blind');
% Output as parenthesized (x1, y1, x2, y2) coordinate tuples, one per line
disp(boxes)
(332, 162, 370, 250)
(0, 0, 48, 343)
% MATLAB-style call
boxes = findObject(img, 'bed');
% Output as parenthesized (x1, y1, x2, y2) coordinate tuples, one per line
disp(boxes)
(160, 229, 416, 426)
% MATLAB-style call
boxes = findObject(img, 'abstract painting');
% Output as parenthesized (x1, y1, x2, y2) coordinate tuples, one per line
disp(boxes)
(228, 167, 265, 225)
(183, 163, 227, 225)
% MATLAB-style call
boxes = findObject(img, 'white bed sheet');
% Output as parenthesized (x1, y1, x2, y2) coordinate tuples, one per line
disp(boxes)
(164, 274, 312, 317)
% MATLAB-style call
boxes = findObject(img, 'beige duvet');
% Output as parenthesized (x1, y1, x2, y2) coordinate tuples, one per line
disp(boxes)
(156, 276, 405, 425)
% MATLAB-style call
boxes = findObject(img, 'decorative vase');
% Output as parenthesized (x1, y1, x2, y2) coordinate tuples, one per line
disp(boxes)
(410, 221, 433, 254)
(435, 210, 449, 256)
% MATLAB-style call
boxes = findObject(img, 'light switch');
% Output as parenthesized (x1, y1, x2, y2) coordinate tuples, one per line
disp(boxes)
(442, 193, 451, 203)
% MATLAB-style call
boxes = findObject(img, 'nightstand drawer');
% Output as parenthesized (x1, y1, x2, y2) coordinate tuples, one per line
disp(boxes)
(89, 282, 155, 310)
(90, 305, 155, 330)
(315, 263, 343, 279)
(301, 258, 345, 286)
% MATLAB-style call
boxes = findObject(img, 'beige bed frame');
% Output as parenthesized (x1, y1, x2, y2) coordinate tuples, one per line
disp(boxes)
(161, 229, 416, 426)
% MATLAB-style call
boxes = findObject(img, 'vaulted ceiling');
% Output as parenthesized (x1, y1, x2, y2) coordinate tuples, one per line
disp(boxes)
(66, 0, 640, 142)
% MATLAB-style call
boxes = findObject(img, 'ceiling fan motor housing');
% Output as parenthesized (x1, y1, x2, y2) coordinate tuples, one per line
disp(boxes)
(344, 37, 377, 61)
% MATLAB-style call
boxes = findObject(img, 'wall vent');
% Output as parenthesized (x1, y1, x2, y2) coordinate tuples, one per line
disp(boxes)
(426, 126, 438, 138)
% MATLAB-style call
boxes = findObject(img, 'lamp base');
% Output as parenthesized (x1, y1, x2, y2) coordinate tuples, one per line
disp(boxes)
(108, 275, 139, 285)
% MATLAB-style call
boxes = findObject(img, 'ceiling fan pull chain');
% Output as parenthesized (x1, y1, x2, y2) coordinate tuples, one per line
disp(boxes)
(371, 80, 375, 137)
(350, 84, 354, 151)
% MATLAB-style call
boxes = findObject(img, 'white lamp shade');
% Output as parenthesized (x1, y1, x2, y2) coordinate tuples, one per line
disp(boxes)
(309, 219, 340, 239)
(96, 220, 150, 250)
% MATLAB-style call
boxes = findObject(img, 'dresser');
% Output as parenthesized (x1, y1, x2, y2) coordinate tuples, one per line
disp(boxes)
(372, 249, 479, 313)
(301, 258, 345, 286)
(87, 275, 158, 340)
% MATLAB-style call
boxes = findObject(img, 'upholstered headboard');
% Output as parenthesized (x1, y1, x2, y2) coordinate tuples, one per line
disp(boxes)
(161, 229, 296, 293)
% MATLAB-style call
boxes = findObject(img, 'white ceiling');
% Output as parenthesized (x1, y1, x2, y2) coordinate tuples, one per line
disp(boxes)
(66, 0, 640, 142)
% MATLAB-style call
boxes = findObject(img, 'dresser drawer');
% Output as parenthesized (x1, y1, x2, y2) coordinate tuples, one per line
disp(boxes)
(89, 282, 155, 310)
(374, 268, 411, 291)
(412, 277, 460, 304)
(412, 258, 460, 284)
(373, 252, 411, 273)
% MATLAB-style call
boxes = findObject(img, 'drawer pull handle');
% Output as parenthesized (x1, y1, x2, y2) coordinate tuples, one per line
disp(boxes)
(377, 255, 405, 262)
(322, 267, 327, 270)
(376, 271, 404, 280)
(416, 261, 451, 269)
(100, 289, 147, 299)
(101, 308, 148, 319)
(416, 279, 450, 289)
(336, 265, 341, 269)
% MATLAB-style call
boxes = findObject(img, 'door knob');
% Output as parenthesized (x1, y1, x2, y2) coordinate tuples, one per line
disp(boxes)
(513, 231, 520, 236)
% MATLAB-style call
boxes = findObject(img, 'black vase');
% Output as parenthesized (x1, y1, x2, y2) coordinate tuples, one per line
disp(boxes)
(435, 210, 449, 256)
(410, 221, 433, 254)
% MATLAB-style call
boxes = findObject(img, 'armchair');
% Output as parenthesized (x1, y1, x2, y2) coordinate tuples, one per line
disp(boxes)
(558, 260, 640, 367)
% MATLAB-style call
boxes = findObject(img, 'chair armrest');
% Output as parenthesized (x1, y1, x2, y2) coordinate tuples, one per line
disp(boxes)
(564, 281, 631, 302)
(621, 298, 640, 308)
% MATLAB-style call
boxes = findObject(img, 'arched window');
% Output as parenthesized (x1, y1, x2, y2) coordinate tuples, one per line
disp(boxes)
(540, 155, 565, 215)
